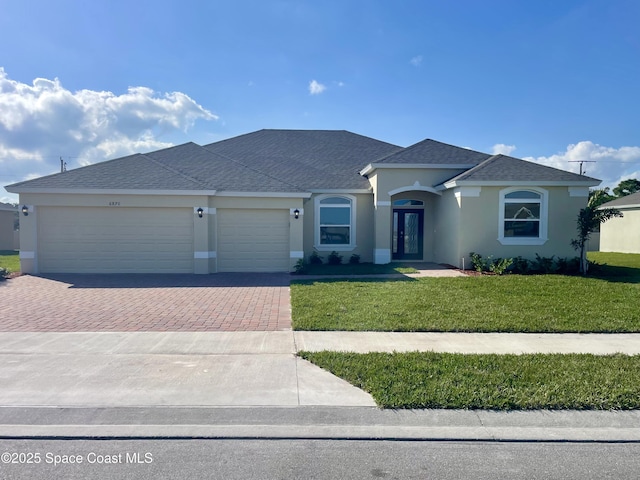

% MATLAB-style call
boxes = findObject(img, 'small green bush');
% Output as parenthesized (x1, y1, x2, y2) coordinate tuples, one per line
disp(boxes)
(469, 252, 486, 272)
(293, 259, 309, 274)
(0, 267, 9, 281)
(327, 251, 343, 265)
(349, 254, 361, 265)
(510, 256, 530, 274)
(488, 257, 513, 275)
(309, 251, 323, 265)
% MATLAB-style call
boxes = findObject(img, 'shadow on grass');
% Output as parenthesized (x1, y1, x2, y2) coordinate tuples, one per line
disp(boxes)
(589, 264, 640, 284)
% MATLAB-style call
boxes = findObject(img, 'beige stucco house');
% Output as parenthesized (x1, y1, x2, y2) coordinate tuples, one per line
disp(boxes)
(0, 202, 17, 251)
(599, 192, 640, 254)
(5, 129, 600, 274)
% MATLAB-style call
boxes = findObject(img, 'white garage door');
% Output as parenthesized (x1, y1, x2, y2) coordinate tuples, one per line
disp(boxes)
(217, 209, 290, 272)
(38, 207, 194, 273)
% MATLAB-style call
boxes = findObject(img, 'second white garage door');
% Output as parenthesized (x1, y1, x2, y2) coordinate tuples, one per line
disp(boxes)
(217, 209, 290, 272)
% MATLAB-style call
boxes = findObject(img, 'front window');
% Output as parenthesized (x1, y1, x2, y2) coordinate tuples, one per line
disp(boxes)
(315, 195, 355, 249)
(499, 188, 548, 245)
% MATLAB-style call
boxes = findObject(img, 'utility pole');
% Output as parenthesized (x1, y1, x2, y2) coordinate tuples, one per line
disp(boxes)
(60, 157, 67, 173)
(568, 160, 595, 175)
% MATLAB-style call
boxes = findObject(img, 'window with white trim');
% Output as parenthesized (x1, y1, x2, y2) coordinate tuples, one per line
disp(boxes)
(315, 195, 355, 249)
(498, 188, 548, 245)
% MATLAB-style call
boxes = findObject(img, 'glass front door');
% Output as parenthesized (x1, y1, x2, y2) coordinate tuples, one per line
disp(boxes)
(392, 209, 424, 260)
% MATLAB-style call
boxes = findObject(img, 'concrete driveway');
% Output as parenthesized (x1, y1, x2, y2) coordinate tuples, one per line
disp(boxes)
(0, 273, 292, 332)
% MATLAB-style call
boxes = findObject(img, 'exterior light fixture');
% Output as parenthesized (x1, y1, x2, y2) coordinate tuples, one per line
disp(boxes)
(293, 209, 300, 219)
(196, 207, 204, 218)
(21, 205, 29, 216)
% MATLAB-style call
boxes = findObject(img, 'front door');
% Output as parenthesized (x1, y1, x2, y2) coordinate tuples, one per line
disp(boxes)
(392, 209, 424, 260)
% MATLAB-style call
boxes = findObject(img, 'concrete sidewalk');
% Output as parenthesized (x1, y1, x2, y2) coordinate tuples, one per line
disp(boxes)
(1, 331, 639, 441)
(294, 331, 640, 355)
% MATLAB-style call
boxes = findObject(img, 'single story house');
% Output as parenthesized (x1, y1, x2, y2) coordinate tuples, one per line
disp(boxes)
(0, 202, 17, 251)
(5, 129, 600, 274)
(599, 192, 640, 254)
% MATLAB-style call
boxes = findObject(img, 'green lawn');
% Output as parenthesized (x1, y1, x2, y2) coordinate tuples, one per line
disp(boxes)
(0, 250, 19, 273)
(300, 351, 640, 410)
(292, 253, 640, 333)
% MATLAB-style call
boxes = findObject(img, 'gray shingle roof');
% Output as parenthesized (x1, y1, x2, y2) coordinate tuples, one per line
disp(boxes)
(600, 191, 640, 208)
(5, 130, 600, 193)
(203, 129, 402, 190)
(444, 154, 600, 184)
(376, 138, 490, 165)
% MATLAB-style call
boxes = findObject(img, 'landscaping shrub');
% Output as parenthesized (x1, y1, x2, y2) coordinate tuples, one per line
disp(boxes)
(309, 251, 323, 265)
(327, 251, 343, 265)
(293, 259, 309, 274)
(349, 254, 361, 265)
(0, 267, 8, 281)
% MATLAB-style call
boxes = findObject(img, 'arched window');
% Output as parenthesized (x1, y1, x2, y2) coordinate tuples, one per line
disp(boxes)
(315, 195, 355, 249)
(498, 188, 548, 245)
(392, 199, 424, 206)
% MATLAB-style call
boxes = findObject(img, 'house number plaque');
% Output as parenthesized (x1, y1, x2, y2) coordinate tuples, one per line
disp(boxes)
(108, 201, 121, 206)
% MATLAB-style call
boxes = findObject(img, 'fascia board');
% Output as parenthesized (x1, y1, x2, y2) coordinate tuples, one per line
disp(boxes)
(361, 163, 476, 176)
(5, 187, 219, 196)
(307, 189, 372, 194)
(443, 180, 601, 189)
(215, 191, 312, 198)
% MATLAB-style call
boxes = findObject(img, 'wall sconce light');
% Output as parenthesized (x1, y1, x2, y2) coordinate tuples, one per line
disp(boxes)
(293, 208, 300, 219)
(196, 207, 204, 218)
(21, 205, 29, 216)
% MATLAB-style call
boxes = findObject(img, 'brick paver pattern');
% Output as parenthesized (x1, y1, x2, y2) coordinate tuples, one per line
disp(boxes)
(0, 274, 292, 332)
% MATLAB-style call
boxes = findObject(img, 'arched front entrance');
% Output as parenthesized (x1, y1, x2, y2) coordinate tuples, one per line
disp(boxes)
(392, 199, 424, 261)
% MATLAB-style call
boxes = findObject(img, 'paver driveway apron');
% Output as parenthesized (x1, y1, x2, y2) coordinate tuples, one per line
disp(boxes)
(0, 273, 292, 332)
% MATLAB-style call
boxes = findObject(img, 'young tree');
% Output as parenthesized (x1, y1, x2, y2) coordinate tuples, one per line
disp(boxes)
(571, 195, 622, 274)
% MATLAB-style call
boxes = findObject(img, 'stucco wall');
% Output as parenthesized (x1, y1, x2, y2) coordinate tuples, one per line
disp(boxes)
(0, 210, 15, 250)
(433, 189, 462, 267)
(456, 186, 587, 265)
(302, 193, 374, 263)
(372, 168, 467, 198)
(600, 208, 640, 253)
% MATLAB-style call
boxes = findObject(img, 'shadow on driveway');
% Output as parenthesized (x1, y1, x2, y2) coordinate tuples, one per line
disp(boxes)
(34, 272, 292, 288)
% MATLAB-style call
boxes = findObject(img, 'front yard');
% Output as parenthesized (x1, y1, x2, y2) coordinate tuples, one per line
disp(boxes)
(292, 253, 640, 333)
(294, 252, 640, 410)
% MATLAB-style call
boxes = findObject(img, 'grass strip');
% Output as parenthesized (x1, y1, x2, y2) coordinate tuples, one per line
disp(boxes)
(291, 275, 640, 332)
(300, 351, 640, 410)
(0, 250, 19, 273)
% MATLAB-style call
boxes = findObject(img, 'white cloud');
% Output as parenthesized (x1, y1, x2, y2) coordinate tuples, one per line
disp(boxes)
(524, 141, 640, 188)
(492, 143, 516, 156)
(309, 80, 326, 95)
(0, 67, 216, 195)
(410, 55, 423, 67)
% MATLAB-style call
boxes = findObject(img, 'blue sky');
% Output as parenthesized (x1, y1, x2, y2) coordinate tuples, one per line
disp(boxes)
(1, 0, 639, 202)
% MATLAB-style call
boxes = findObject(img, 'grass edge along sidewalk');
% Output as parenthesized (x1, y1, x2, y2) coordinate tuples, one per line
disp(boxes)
(300, 351, 640, 410)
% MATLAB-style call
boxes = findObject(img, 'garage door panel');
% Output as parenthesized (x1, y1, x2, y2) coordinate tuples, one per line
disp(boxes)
(38, 207, 193, 273)
(218, 209, 290, 272)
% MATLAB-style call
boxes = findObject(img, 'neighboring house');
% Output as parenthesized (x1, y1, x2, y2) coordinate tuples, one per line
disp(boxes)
(599, 192, 640, 254)
(5, 129, 600, 274)
(0, 202, 17, 251)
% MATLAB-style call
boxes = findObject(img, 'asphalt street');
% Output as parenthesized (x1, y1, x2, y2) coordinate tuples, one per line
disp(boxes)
(1, 438, 639, 480)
